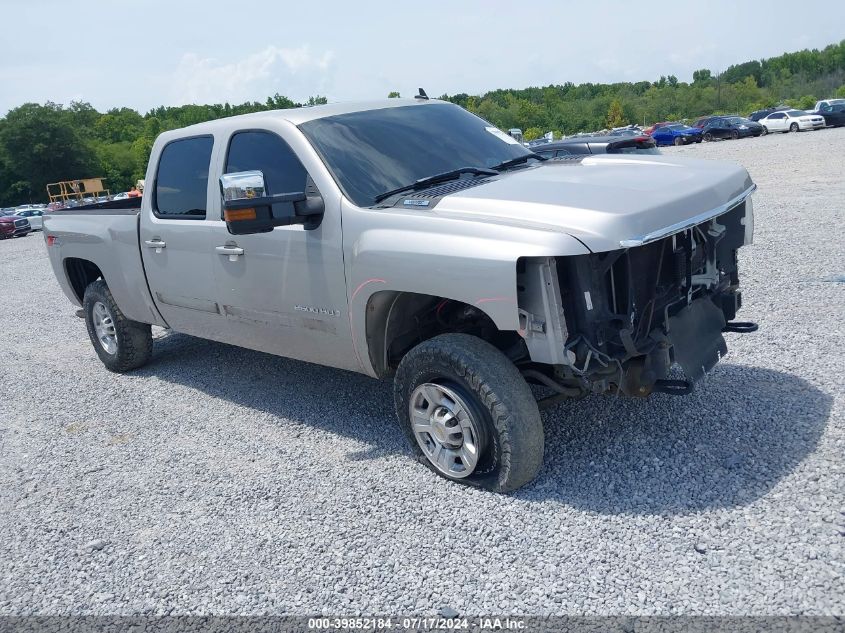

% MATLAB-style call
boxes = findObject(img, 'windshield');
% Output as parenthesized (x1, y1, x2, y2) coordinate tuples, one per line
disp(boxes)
(786, 110, 806, 116)
(666, 124, 688, 131)
(299, 103, 530, 207)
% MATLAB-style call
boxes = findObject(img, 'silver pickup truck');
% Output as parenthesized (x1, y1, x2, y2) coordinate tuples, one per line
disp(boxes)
(45, 98, 757, 492)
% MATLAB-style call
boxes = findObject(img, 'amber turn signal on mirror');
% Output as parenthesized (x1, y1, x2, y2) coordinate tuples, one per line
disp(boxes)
(223, 208, 257, 222)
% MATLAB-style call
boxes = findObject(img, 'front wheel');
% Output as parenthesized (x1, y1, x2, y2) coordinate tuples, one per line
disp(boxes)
(83, 279, 153, 372)
(394, 334, 544, 492)
(731, 130, 740, 139)
(762, 126, 768, 135)
(703, 132, 713, 142)
(789, 122, 799, 132)
(674, 137, 683, 146)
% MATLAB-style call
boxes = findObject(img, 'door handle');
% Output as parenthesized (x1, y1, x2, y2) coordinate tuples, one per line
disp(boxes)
(216, 245, 244, 261)
(144, 239, 166, 253)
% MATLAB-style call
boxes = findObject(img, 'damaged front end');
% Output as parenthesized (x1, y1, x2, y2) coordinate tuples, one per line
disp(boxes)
(517, 195, 756, 400)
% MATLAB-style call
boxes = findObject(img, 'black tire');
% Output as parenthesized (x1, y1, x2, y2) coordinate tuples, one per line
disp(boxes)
(703, 132, 713, 142)
(394, 333, 544, 493)
(731, 130, 739, 140)
(789, 122, 799, 132)
(762, 126, 768, 135)
(674, 137, 683, 146)
(82, 279, 152, 372)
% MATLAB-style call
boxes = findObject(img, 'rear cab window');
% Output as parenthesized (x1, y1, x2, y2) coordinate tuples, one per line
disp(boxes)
(154, 136, 214, 219)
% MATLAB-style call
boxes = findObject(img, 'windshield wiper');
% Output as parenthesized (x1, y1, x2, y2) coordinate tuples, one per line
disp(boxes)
(489, 152, 547, 171)
(373, 167, 497, 204)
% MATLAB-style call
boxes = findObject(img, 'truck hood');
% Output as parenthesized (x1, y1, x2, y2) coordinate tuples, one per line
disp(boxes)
(433, 154, 754, 252)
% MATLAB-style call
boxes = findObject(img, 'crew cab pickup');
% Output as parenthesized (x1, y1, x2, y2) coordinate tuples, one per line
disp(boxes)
(45, 98, 757, 492)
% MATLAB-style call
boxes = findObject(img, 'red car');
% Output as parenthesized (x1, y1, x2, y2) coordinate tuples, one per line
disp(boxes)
(0, 211, 31, 239)
(643, 121, 672, 135)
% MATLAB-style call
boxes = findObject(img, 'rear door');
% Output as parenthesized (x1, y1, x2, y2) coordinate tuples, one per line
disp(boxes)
(139, 135, 227, 339)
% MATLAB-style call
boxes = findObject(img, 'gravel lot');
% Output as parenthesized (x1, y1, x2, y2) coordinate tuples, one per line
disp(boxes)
(1, 128, 843, 617)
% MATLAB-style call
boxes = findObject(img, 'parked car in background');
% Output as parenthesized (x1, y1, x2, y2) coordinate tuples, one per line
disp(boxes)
(702, 117, 755, 141)
(748, 106, 790, 121)
(809, 103, 845, 127)
(759, 110, 826, 134)
(608, 126, 643, 137)
(813, 99, 845, 112)
(531, 134, 658, 157)
(15, 209, 44, 231)
(643, 121, 671, 135)
(693, 115, 718, 129)
(693, 114, 739, 129)
(13, 208, 44, 230)
(0, 210, 31, 239)
(726, 116, 764, 136)
(651, 123, 703, 146)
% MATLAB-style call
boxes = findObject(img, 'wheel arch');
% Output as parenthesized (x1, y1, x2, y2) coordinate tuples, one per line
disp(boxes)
(64, 257, 104, 303)
(365, 290, 522, 379)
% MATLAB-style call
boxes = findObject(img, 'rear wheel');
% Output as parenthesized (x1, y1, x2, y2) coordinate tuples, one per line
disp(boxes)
(789, 122, 799, 132)
(674, 137, 683, 146)
(731, 130, 740, 139)
(762, 126, 768, 135)
(394, 334, 544, 493)
(83, 280, 152, 372)
(703, 132, 713, 142)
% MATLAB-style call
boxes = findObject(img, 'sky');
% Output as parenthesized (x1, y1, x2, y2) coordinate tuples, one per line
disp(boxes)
(2, 0, 844, 116)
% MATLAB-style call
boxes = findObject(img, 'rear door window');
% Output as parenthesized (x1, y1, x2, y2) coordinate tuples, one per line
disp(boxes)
(154, 136, 214, 219)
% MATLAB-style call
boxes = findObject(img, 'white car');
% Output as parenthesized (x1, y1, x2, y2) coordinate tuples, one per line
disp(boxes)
(13, 208, 44, 230)
(760, 109, 826, 134)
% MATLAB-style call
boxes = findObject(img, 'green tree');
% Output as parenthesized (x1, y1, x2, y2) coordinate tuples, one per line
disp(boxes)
(0, 103, 97, 205)
(523, 127, 544, 141)
(387, 91, 401, 98)
(606, 99, 626, 128)
(835, 85, 845, 97)
(693, 69, 712, 84)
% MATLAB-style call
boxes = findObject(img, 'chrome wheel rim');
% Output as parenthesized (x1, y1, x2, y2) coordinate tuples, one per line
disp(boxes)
(409, 383, 482, 479)
(92, 301, 117, 354)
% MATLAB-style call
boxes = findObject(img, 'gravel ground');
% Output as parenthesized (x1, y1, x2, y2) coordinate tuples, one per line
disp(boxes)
(0, 128, 843, 617)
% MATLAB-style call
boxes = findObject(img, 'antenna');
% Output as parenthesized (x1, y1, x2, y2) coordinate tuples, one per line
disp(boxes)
(415, 88, 429, 100)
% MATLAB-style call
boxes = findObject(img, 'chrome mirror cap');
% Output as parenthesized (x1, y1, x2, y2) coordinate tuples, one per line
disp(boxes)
(220, 170, 266, 201)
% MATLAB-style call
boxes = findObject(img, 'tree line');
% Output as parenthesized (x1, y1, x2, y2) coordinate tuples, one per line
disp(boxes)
(1, 41, 843, 206)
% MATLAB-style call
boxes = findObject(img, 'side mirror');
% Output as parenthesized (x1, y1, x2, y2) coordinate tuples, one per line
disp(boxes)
(220, 170, 323, 235)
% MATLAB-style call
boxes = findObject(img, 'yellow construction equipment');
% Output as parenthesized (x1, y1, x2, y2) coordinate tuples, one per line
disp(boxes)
(46, 178, 110, 203)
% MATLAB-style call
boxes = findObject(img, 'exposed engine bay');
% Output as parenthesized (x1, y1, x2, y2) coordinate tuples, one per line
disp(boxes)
(516, 199, 756, 400)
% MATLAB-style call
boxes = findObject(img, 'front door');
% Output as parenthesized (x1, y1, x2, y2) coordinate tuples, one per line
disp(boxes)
(210, 129, 358, 372)
(140, 135, 227, 340)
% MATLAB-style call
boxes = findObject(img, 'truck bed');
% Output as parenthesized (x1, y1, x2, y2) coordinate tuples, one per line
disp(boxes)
(43, 206, 166, 327)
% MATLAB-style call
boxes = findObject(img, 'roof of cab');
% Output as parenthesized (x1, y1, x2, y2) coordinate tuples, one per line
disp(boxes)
(160, 98, 443, 138)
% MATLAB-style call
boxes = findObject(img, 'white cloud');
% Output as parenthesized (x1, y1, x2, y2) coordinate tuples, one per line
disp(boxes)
(170, 45, 335, 105)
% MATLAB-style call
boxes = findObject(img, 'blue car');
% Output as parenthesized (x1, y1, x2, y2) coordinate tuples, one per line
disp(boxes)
(650, 123, 703, 147)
